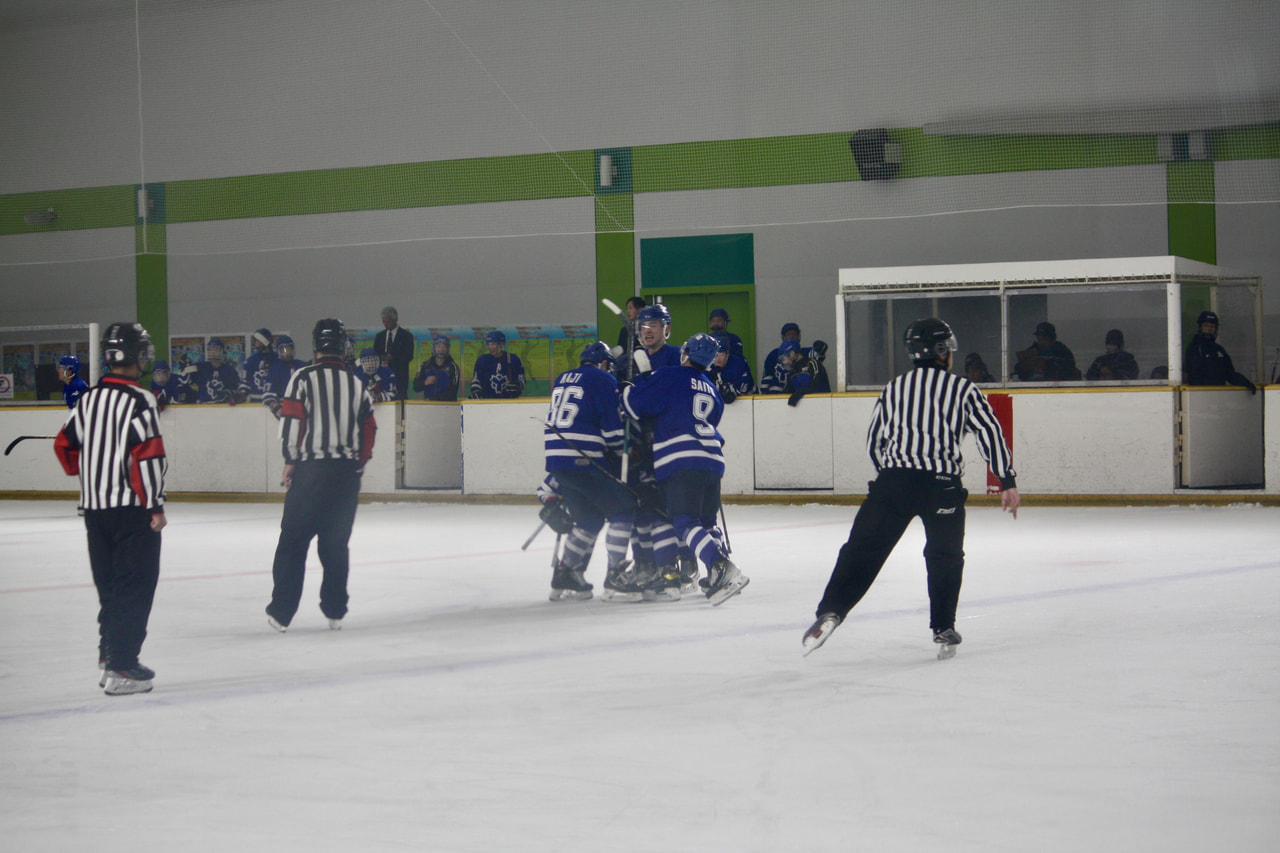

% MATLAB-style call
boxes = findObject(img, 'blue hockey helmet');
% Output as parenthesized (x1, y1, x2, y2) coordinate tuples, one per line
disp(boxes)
(275, 334, 295, 354)
(637, 304, 671, 327)
(153, 359, 171, 374)
(682, 333, 720, 369)
(709, 333, 731, 353)
(58, 355, 81, 373)
(485, 330, 507, 345)
(579, 340, 615, 367)
(252, 328, 273, 350)
(778, 338, 801, 356)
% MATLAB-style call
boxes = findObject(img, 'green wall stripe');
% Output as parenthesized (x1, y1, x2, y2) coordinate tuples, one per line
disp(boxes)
(595, 230, 634, 339)
(164, 151, 596, 223)
(0, 185, 135, 235)
(135, 240, 168, 360)
(1167, 162, 1216, 264)
(1213, 126, 1280, 161)
(594, 193, 633, 232)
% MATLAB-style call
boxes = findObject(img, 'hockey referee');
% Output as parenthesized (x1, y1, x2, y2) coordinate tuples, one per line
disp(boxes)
(802, 317, 1019, 659)
(266, 317, 377, 632)
(55, 322, 168, 695)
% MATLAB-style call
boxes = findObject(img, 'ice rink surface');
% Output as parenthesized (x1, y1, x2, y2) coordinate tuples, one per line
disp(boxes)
(1, 498, 1277, 852)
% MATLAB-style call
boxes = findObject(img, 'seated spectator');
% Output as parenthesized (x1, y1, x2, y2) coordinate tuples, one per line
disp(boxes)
(1149, 365, 1169, 380)
(763, 322, 804, 386)
(1085, 329, 1140, 380)
(616, 296, 646, 356)
(149, 359, 193, 409)
(356, 347, 397, 401)
(189, 338, 243, 403)
(964, 352, 995, 383)
(1014, 322, 1081, 381)
(708, 333, 755, 403)
(1183, 311, 1255, 393)
(707, 308, 745, 359)
(413, 335, 461, 401)
(469, 331, 526, 399)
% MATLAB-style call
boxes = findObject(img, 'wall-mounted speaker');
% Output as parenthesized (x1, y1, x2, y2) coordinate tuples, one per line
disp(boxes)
(849, 129, 902, 180)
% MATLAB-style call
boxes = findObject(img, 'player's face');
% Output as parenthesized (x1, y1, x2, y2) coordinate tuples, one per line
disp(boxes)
(207, 345, 223, 364)
(639, 320, 666, 350)
(57, 366, 73, 383)
(434, 340, 449, 358)
(361, 357, 379, 374)
(154, 368, 170, 383)
(279, 344, 294, 360)
(713, 350, 729, 368)
(783, 329, 800, 342)
(486, 340, 504, 356)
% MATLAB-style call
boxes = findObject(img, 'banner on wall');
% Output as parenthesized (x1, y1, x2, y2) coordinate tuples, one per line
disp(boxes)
(403, 324, 598, 399)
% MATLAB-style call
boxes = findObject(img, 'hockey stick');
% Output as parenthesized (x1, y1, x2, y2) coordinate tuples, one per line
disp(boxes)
(5, 435, 56, 456)
(521, 520, 547, 550)
(601, 297, 635, 482)
(719, 505, 733, 555)
(533, 416, 669, 521)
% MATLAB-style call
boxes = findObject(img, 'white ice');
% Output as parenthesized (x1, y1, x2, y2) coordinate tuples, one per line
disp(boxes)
(1, 498, 1277, 853)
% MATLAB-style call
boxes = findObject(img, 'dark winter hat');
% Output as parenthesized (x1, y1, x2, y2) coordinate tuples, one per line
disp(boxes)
(781, 322, 800, 337)
(1034, 322, 1057, 339)
(1196, 311, 1219, 326)
(1105, 329, 1124, 347)
(964, 352, 986, 369)
(709, 308, 730, 322)
(485, 330, 507, 344)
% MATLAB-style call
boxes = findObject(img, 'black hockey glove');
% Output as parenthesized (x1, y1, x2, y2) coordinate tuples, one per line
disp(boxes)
(468, 387, 482, 400)
(538, 499, 575, 534)
(811, 340, 828, 362)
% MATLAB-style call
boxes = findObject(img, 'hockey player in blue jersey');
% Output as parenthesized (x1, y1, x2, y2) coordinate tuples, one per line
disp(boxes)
(631, 303, 682, 374)
(149, 360, 192, 409)
(261, 335, 307, 417)
(413, 335, 461, 401)
(57, 355, 90, 409)
(541, 341, 637, 601)
(469, 330, 526, 399)
(622, 333, 750, 606)
(189, 339, 243, 404)
(355, 348, 397, 402)
(708, 333, 755, 403)
(241, 328, 277, 404)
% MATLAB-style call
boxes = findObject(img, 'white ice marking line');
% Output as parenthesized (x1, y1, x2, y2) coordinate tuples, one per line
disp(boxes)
(2, 559, 1275, 725)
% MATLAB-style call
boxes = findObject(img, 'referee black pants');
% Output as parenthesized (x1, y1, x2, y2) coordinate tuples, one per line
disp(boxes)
(269, 459, 361, 626)
(84, 507, 162, 670)
(817, 468, 968, 632)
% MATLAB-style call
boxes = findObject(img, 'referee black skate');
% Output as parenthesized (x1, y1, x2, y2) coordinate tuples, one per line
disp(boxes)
(266, 317, 377, 632)
(802, 318, 1019, 659)
(55, 322, 168, 695)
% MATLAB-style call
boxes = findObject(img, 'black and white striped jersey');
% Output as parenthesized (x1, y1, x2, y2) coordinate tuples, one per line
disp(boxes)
(278, 357, 377, 465)
(54, 375, 168, 511)
(867, 365, 1016, 489)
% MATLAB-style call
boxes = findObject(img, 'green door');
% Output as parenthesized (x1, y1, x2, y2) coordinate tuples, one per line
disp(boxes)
(645, 289, 756, 373)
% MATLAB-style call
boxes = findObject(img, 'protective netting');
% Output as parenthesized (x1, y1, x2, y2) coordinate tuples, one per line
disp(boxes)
(2, 0, 1277, 269)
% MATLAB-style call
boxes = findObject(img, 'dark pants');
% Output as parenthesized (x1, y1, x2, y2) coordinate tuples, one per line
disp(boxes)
(269, 459, 361, 625)
(554, 465, 636, 534)
(659, 469, 724, 568)
(84, 507, 162, 670)
(817, 469, 968, 631)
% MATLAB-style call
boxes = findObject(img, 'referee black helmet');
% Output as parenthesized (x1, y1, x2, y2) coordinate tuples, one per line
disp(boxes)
(904, 318, 957, 366)
(102, 322, 154, 367)
(312, 317, 347, 355)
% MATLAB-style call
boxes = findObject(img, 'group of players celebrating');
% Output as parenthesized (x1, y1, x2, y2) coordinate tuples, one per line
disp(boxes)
(539, 302, 750, 606)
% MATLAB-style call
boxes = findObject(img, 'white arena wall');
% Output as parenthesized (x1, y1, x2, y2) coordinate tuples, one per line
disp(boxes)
(3, 388, 1274, 499)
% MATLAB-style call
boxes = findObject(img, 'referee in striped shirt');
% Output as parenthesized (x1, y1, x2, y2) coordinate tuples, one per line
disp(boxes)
(266, 317, 377, 632)
(55, 322, 167, 695)
(803, 318, 1020, 658)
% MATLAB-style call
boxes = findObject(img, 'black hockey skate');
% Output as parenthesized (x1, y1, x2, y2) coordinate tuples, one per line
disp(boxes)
(602, 561, 643, 602)
(704, 558, 749, 606)
(641, 565, 682, 602)
(102, 663, 155, 696)
(933, 628, 962, 660)
(801, 612, 842, 657)
(549, 564, 593, 601)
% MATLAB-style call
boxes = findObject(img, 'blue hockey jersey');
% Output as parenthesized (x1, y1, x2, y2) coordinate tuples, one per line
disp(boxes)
(470, 353, 526, 399)
(356, 365, 397, 401)
(622, 365, 725, 480)
(544, 364, 625, 474)
(62, 377, 89, 409)
(190, 361, 242, 403)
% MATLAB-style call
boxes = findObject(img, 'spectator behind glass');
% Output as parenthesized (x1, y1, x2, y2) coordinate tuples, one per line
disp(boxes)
(1085, 329, 1139, 380)
(616, 296, 647, 355)
(964, 352, 995, 383)
(707, 307, 745, 359)
(413, 335, 462, 401)
(1013, 322, 1081, 381)
(1183, 311, 1256, 393)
